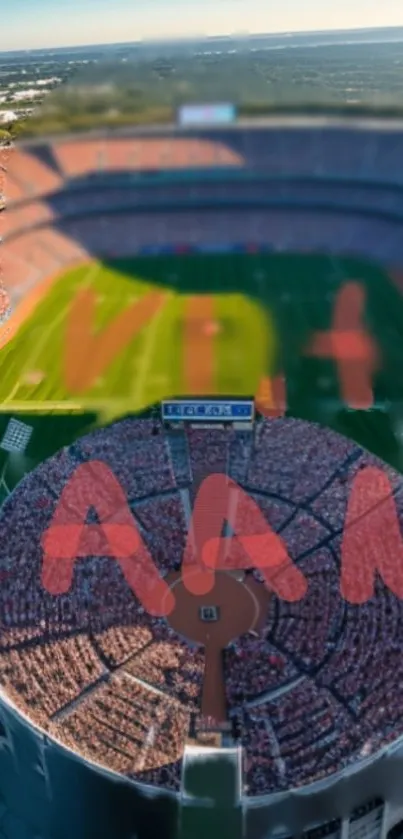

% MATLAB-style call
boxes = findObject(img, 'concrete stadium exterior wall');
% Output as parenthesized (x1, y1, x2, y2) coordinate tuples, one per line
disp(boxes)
(1, 690, 403, 839)
(242, 739, 403, 839)
(0, 695, 180, 839)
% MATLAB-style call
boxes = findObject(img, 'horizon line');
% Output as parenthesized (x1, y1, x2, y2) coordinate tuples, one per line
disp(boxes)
(1, 22, 403, 56)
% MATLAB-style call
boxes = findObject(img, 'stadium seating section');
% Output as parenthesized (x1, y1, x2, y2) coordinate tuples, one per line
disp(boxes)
(3, 127, 403, 305)
(0, 417, 401, 796)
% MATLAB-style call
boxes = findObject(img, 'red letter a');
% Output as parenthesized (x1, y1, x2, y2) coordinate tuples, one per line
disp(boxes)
(341, 466, 403, 604)
(41, 460, 174, 617)
(182, 474, 307, 601)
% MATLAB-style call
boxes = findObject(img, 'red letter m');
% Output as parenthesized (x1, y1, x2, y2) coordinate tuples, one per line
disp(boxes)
(182, 474, 307, 601)
(41, 461, 174, 616)
(341, 466, 403, 604)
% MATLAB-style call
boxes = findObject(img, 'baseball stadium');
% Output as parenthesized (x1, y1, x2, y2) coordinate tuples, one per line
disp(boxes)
(2, 103, 403, 839)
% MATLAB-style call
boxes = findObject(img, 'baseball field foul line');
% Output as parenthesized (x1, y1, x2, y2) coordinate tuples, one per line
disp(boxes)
(0, 259, 91, 351)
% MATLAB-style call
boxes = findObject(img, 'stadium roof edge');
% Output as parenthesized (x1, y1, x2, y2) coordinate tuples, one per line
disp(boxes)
(15, 114, 403, 148)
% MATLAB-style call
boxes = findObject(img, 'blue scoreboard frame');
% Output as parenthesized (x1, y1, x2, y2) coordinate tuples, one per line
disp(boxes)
(161, 399, 255, 423)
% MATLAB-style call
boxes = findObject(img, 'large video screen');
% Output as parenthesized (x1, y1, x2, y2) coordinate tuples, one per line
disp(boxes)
(177, 103, 236, 126)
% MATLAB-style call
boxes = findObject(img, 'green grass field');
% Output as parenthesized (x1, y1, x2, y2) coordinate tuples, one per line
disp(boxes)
(0, 250, 402, 485)
(0, 258, 276, 422)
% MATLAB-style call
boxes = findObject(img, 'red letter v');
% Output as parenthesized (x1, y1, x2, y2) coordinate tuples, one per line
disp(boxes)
(64, 289, 167, 393)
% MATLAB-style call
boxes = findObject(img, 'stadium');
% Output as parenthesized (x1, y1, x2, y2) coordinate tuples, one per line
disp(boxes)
(2, 113, 403, 839)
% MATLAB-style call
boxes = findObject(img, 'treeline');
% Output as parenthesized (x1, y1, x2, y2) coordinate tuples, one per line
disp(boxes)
(10, 41, 403, 139)
(13, 100, 403, 140)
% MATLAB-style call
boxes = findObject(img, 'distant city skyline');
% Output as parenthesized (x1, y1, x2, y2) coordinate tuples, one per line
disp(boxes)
(1, 0, 403, 52)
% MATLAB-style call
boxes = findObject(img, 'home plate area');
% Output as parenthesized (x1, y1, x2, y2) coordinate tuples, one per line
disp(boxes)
(165, 569, 270, 724)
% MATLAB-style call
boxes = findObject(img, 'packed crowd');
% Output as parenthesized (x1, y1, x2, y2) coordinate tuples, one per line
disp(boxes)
(241, 681, 360, 794)
(50, 675, 189, 791)
(5, 128, 403, 208)
(3, 128, 403, 297)
(7, 179, 403, 243)
(4, 205, 403, 294)
(0, 417, 402, 796)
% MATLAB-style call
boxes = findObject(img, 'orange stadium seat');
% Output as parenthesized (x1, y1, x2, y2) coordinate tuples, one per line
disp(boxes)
(1, 202, 55, 238)
(105, 139, 139, 169)
(8, 231, 60, 277)
(3, 172, 28, 205)
(53, 140, 108, 178)
(37, 227, 89, 266)
(6, 150, 63, 200)
(53, 137, 244, 176)
(1, 225, 88, 296)
(1, 241, 39, 292)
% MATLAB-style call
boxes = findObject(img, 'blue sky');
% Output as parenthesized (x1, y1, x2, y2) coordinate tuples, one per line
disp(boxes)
(2, 0, 403, 51)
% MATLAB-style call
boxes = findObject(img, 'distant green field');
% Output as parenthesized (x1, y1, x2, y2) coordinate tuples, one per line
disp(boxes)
(0, 250, 402, 486)
(0, 258, 275, 422)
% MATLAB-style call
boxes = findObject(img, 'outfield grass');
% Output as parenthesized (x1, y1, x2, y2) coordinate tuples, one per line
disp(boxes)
(0, 258, 276, 422)
(0, 251, 402, 483)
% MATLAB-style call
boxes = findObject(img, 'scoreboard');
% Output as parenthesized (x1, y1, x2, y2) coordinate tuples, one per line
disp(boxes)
(161, 399, 254, 424)
(177, 103, 236, 127)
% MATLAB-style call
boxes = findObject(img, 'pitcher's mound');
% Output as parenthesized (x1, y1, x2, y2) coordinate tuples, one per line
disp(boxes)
(164, 569, 270, 649)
